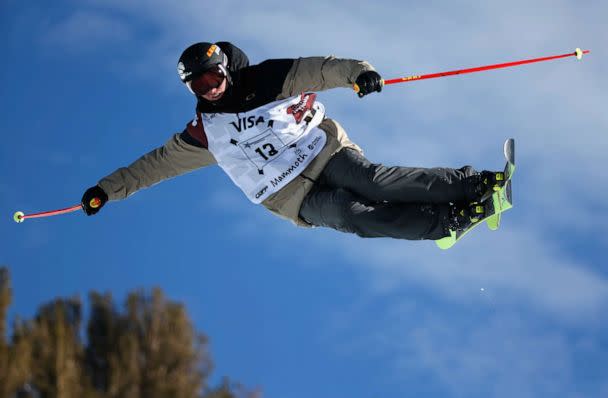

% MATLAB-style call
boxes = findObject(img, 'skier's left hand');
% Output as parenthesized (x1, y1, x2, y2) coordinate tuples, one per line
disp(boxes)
(355, 71, 383, 98)
(81, 185, 108, 216)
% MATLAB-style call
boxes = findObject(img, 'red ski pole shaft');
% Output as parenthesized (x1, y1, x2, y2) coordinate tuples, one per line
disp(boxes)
(354, 48, 590, 92)
(13, 198, 101, 223)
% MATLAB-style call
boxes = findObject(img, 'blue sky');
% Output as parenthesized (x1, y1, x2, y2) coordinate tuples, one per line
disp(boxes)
(1, 1, 607, 397)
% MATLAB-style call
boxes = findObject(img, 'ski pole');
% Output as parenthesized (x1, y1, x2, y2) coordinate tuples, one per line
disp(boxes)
(13, 198, 101, 223)
(354, 48, 590, 93)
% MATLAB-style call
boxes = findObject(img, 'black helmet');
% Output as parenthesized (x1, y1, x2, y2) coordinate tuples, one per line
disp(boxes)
(177, 42, 229, 83)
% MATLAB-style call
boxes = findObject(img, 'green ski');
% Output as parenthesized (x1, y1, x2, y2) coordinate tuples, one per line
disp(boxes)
(436, 138, 516, 250)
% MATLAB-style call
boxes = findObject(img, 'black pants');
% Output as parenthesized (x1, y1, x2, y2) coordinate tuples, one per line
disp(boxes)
(299, 148, 479, 240)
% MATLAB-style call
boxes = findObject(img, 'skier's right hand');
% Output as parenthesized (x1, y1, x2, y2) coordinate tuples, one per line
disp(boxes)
(81, 185, 108, 216)
(355, 70, 383, 98)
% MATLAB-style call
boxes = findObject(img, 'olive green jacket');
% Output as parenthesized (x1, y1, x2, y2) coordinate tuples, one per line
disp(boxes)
(98, 56, 374, 226)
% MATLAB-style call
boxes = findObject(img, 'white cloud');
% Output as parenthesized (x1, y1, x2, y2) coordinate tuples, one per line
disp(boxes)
(375, 307, 575, 397)
(321, 285, 607, 397)
(42, 10, 133, 51)
(302, 222, 608, 322)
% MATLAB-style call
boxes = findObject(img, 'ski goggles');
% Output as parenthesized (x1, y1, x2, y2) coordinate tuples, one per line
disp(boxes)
(185, 66, 227, 96)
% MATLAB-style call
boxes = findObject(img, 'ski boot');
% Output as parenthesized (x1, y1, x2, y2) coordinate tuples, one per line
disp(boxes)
(479, 170, 506, 201)
(444, 201, 486, 234)
(465, 170, 507, 203)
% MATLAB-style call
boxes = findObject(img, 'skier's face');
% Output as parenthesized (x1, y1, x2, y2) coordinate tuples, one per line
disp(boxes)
(199, 77, 227, 101)
(186, 66, 227, 101)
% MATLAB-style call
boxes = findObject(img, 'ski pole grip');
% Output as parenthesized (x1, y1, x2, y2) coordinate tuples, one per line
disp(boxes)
(353, 79, 385, 96)
(90, 198, 102, 208)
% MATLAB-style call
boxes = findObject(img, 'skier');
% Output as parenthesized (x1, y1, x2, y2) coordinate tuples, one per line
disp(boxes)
(81, 41, 504, 240)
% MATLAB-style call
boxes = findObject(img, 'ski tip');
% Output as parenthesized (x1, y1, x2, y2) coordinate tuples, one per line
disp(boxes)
(13, 211, 25, 223)
(435, 231, 457, 250)
(435, 239, 453, 250)
(504, 138, 515, 160)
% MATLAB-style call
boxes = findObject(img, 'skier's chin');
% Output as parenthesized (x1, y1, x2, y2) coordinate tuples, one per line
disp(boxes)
(204, 91, 225, 102)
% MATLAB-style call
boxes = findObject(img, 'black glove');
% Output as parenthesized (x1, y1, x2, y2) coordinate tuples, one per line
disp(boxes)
(81, 185, 108, 216)
(355, 70, 383, 98)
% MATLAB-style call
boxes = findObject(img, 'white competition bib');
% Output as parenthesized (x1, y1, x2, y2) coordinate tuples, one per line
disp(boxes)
(203, 93, 327, 203)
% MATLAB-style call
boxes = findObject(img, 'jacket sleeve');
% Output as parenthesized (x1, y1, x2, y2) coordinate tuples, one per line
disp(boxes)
(98, 132, 216, 201)
(279, 56, 376, 98)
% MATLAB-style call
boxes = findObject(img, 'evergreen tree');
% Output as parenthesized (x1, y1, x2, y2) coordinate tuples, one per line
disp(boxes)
(0, 267, 10, 341)
(27, 297, 85, 398)
(203, 378, 261, 398)
(85, 289, 213, 398)
(10, 319, 36, 398)
(0, 267, 12, 396)
(85, 292, 117, 395)
(0, 267, 256, 398)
